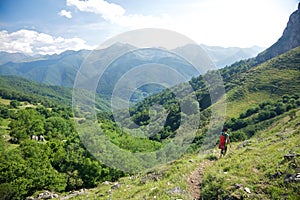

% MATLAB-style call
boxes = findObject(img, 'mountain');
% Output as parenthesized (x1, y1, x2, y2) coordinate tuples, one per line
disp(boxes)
(128, 46, 300, 142)
(0, 4, 300, 200)
(200, 44, 264, 68)
(0, 43, 191, 88)
(256, 3, 300, 63)
(97, 45, 213, 103)
(1, 43, 299, 200)
(173, 44, 215, 72)
(0, 51, 49, 65)
(0, 75, 110, 110)
(0, 52, 31, 65)
(0, 50, 90, 87)
(0, 43, 211, 103)
(2, 2, 299, 91)
(0, 43, 263, 88)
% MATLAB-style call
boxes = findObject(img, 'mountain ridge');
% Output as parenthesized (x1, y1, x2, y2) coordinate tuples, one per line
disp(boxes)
(256, 3, 300, 63)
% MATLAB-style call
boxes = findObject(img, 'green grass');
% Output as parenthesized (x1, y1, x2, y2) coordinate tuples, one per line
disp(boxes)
(226, 91, 273, 118)
(62, 108, 299, 199)
(201, 109, 300, 199)
(0, 118, 10, 137)
(225, 46, 300, 119)
(65, 154, 206, 200)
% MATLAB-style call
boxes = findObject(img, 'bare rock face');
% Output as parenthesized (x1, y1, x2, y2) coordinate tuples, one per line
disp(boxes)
(256, 4, 300, 63)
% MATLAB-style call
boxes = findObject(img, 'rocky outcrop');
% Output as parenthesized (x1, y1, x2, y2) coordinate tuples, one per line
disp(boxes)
(256, 3, 300, 63)
(26, 191, 58, 199)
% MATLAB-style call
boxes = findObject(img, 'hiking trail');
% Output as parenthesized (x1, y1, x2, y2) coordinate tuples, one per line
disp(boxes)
(187, 160, 214, 200)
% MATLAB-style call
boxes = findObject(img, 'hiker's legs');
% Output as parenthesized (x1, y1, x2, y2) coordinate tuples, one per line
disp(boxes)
(223, 146, 228, 155)
(220, 148, 224, 158)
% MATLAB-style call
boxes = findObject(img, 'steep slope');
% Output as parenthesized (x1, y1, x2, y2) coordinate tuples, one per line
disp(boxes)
(128, 46, 300, 143)
(225, 46, 300, 118)
(201, 108, 300, 199)
(0, 50, 90, 87)
(44, 46, 300, 200)
(256, 3, 300, 63)
(0, 75, 110, 110)
(27, 107, 299, 200)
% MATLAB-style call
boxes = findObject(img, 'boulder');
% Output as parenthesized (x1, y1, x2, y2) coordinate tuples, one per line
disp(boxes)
(167, 186, 185, 195)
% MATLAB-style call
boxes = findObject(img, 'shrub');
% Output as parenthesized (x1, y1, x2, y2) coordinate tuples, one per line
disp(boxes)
(230, 130, 247, 142)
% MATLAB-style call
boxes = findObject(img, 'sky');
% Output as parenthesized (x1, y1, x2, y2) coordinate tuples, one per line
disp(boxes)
(0, 0, 298, 55)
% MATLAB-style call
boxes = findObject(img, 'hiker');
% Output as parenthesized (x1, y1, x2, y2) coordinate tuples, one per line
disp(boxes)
(219, 127, 230, 157)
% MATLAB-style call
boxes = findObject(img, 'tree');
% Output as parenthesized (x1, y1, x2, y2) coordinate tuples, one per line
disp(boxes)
(9, 109, 45, 142)
(275, 103, 286, 115)
(44, 117, 75, 139)
(10, 100, 20, 108)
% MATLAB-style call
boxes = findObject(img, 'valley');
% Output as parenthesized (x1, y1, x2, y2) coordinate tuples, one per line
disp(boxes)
(0, 3, 300, 200)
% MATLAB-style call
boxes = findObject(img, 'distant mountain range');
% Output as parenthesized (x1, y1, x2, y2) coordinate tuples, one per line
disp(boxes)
(0, 43, 263, 96)
(1, 3, 299, 103)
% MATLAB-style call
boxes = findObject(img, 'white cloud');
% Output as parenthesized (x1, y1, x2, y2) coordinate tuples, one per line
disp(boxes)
(0, 29, 96, 55)
(59, 9, 72, 19)
(66, 0, 171, 28)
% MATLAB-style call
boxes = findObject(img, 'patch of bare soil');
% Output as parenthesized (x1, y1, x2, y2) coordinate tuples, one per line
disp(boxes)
(187, 160, 213, 200)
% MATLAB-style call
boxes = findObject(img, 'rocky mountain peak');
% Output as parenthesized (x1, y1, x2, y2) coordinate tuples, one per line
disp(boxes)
(256, 4, 300, 63)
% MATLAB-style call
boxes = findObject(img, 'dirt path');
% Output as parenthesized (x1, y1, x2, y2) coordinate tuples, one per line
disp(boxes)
(187, 160, 214, 200)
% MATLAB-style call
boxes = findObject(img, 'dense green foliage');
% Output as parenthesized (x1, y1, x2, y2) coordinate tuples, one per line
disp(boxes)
(97, 111, 163, 153)
(0, 102, 124, 199)
(225, 95, 300, 140)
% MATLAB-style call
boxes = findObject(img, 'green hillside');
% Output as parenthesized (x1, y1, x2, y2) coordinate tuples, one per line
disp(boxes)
(0, 38, 299, 200)
(201, 110, 300, 199)
(0, 75, 110, 111)
(127, 46, 300, 144)
(56, 47, 300, 200)
(225, 46, 300, 118)
(0, 75, 72, 106)
(0, 96, 120, 199)
(44, 107, 298, 200)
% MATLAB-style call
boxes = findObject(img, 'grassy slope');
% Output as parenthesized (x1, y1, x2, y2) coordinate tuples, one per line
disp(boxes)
(64, 110, 299, 200)
(0, 75, 111, 111)
(60, 153, 206, 199)
(225, 46, 300, 118)
(201, 109, 300, 199)
(64, 47, 300, 199)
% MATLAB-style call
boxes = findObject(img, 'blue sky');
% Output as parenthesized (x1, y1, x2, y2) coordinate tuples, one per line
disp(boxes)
(0, 0, 298, 55)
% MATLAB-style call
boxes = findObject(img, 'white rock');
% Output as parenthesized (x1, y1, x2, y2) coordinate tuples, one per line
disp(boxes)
(244, 187, 251, 194)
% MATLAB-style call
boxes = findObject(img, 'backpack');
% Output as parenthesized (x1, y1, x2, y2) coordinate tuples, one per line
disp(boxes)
(219, 133, 226, 149)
